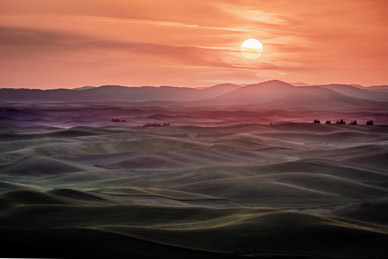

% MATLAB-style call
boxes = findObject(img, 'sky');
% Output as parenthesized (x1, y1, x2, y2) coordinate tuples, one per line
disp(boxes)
(1, 0, 388, 89)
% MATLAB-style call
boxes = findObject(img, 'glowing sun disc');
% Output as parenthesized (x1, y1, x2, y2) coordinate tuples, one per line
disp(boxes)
(240, 39, 263, 59)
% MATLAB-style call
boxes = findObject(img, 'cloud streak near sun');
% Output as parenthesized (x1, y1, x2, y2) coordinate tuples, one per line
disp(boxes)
(1, 0, 388, 88)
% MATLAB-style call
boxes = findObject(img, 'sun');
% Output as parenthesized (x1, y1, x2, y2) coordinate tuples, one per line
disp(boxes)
(240, 39, 263, 59)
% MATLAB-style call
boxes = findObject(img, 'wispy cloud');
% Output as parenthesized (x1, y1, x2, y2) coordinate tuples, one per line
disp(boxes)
(0, 25, 302, 70)
(66, 15, 254, 32)
(214, 3, 288, 25)
(1, 0, 388, 87)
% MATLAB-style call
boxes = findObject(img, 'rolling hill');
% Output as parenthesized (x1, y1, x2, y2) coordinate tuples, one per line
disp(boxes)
(0, 105, 388, 257)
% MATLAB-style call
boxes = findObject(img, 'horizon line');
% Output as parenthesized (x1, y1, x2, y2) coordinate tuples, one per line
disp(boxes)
(1, 79, 387, 90)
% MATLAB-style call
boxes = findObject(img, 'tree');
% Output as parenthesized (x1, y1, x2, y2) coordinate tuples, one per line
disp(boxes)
(325, 120, 331, 124)
(313, 119, 321, 124)
(143, 122, 170, 127)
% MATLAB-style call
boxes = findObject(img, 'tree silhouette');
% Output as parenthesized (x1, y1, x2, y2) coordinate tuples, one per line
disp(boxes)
(313, 119, 321, 124)
(366, 120, 374, 125)
(325, 120, 331, 124)
(335, 119, 346, 124)
(143, 122, 170, 127)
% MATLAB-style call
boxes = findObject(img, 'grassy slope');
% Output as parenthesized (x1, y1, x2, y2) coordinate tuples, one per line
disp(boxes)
(0, 189, 388, 258)
(1, 123, 388, 257)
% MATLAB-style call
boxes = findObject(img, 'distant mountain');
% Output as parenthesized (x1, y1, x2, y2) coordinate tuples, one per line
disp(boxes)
(266, 86, 380, 109)
(73, 86, 96, 91)
(292, 82, 310, 87)
(349, 84, 364, 88)
(208, 80, 385, 109)
(0, 85, 202, 102)
(200, 83, 241, 98)
(0, 80, 386, 109)
(0, 84, 241, 103)
(210, 80, 295, 105)
(83, 85, 202, 102)
(368, 85, 388, 93)
(304, 84, 388, 102)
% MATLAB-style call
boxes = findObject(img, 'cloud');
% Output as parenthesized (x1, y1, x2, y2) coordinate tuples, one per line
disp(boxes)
(67, 15, 253, 32)
(0, 25, 304, 72)
(1, 0, 388, 87)
(214, 3, 288, 25)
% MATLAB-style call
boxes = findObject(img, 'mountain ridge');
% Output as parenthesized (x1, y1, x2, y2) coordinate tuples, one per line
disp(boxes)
(1, 80, 387, 109)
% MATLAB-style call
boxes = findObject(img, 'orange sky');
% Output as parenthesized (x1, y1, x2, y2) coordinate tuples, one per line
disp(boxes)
(1, 0, 388, 88)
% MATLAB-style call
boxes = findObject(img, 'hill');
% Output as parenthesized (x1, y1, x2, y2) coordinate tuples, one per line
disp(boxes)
(305, 84, 388, 102)
(1, 80, 387, 110)
(210, 80, 384, 108)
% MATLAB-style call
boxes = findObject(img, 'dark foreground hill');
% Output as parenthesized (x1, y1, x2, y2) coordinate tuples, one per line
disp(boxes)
(0, 189, 388, 258)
